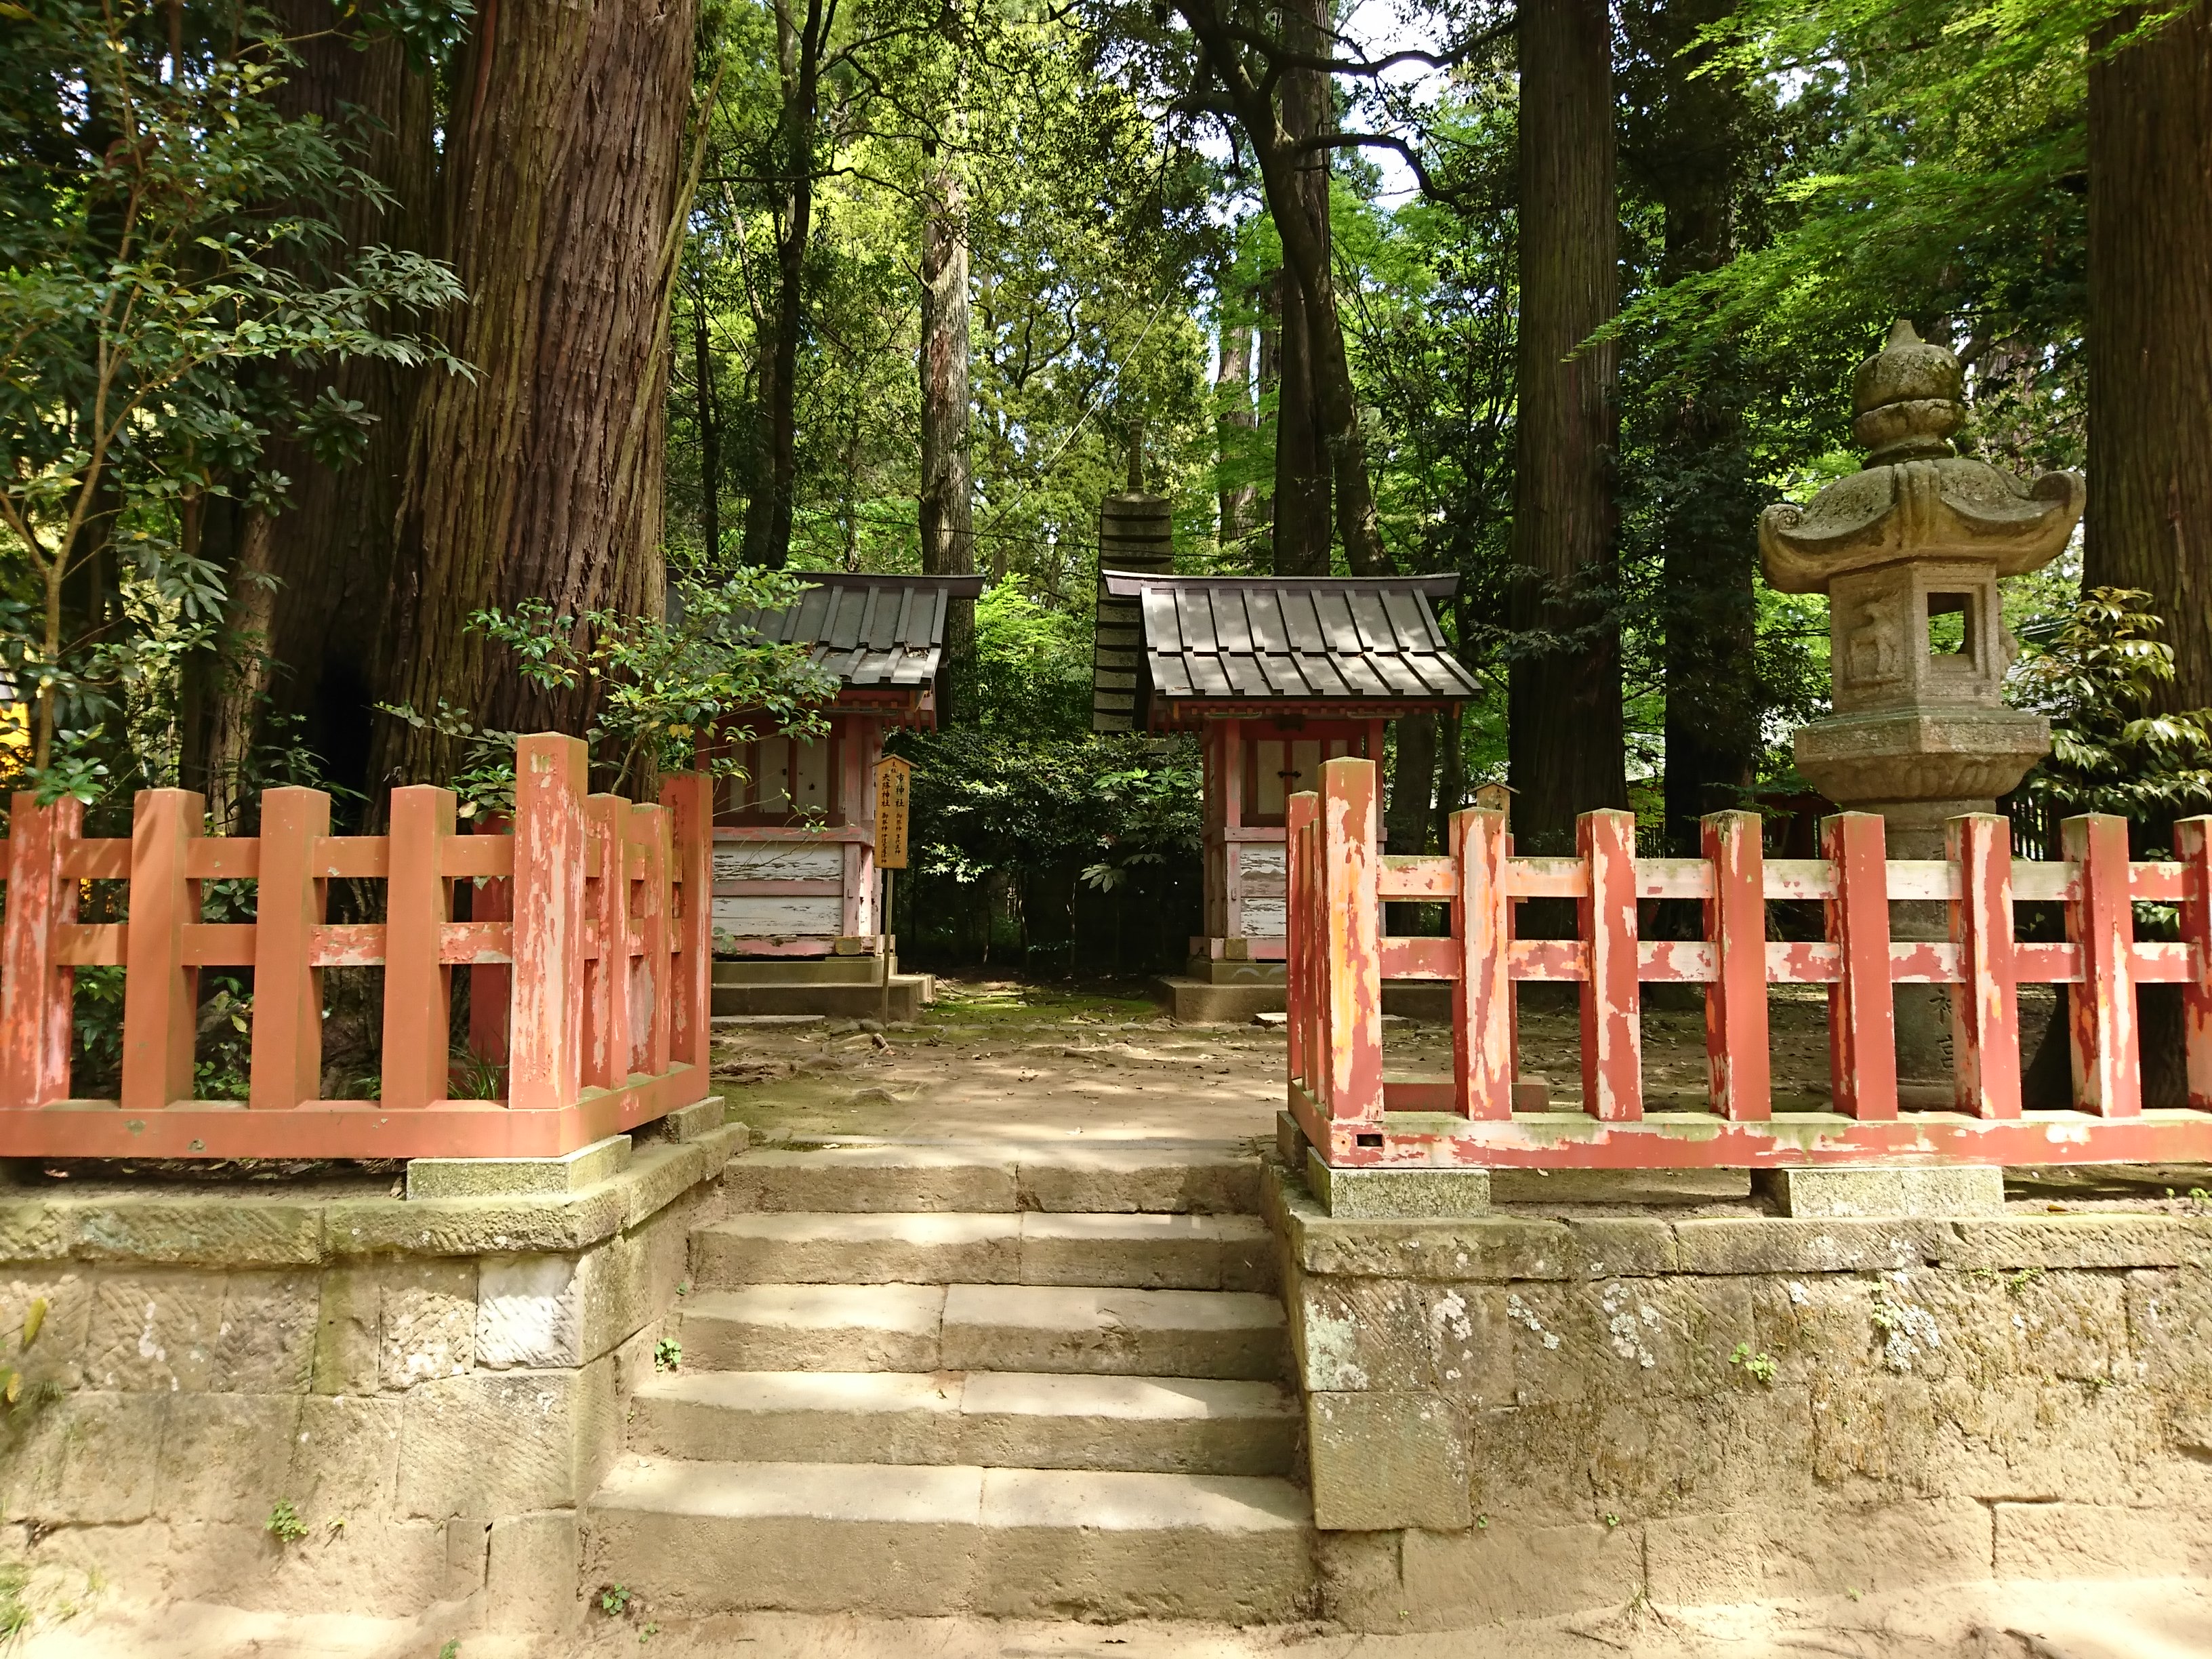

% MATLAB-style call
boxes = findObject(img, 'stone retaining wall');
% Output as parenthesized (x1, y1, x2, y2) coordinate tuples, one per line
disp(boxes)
(1265, 1158, 2212, 1629)
(0, 1101, 741, 1632)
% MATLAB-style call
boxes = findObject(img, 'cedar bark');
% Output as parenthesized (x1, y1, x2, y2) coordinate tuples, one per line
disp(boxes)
(213, 2, 438, 800)
(373, 0, 693, 786)
(1626, 0, 1761, 860)
(1255, 270, 1282, 564)
(1507, 0, 1627, 854)
(2085, 3, 2212, 708)
(740, 0, 827, 569)
(2081, 0, 2212, 1104)
(1272, 0, 1334, 577)
(918, 142, 976, 722)
(695, 279, 722, 561)
(1216, 319, 1258, 554)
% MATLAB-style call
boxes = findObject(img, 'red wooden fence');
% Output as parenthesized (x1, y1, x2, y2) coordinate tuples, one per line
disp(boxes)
(1287, 757, 2212, 1169)
(0, 733, 713, 1159)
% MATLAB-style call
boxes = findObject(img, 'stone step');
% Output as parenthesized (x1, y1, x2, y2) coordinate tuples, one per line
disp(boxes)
(672, 1284, 1288, 1378)
(720, 1141, 1262, 1216)
(690, 1210, 1275, 1291)
(628, 1369, 1300, 1476)
(711, 977, 930, 1021)
(583, 1457, 1315, 1621)
(942, 1284, 1288, 1380)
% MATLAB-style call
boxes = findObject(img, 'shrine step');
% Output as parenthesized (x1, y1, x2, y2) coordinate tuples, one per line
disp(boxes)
(582, 1458, 1315, 1621)
(628, 1368, 1300, 1476)
(718, 1139, 1263, 1215)
(690, 1209, 1275, 1290)
(668, 1283, 1290, 1379)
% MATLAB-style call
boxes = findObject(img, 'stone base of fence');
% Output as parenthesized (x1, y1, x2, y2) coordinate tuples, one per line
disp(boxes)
(0, 1099, 739, 1632)
(1263, 1152, 2212, 1627)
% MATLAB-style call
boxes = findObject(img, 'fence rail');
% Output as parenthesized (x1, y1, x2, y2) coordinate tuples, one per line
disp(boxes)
(1287, 757, 2212, 1170)
(0, 733, 712, 1159)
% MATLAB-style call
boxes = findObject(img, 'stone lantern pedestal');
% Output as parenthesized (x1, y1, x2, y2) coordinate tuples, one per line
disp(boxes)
(1760, 322, 2086, 1080)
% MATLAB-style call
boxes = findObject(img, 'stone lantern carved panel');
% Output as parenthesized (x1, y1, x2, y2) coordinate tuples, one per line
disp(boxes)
(1757, 321, 2085, 818)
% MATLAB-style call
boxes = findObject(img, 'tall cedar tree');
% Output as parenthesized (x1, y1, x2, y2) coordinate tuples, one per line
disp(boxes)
(1509, 0, 1629, 854)
(373, 0, 696, 785)
(222, 0, 439, 804)
(1622, 0, 1763, 859)
(2083, 0, 2212, 1103)
(1271, 0, 1334, 577)
(920, 136, 977, 719)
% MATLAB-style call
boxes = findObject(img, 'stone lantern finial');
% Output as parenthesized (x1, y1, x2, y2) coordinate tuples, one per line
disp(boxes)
(1852, 319, 1965, 462)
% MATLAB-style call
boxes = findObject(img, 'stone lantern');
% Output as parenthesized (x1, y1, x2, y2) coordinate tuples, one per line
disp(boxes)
(1759, 319, 2086, 1074)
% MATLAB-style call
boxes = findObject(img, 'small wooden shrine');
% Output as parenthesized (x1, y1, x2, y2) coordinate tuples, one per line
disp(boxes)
(702, 571, 982, 1018)
(1094, 569, 1479, 1020)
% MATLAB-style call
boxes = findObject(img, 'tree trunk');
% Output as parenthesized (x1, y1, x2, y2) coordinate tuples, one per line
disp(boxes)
(205, 507, 277, 834)
(2080, 0, 2212, 1105)
(1216, 318, 1258, 554)
(695, 279, 721, 562)
(1626, 0, 1761, 862)
(741, 0, 826, 570)
(1172, 0, 1391, 575)
(919, 141, 976, 723)
(1507, 0, 1626, 855)
(373, 0, 694, 787)
(1271, 0, 1334, 575)
(1255, 270, 1282, 565)
(245, 2, 440, 802)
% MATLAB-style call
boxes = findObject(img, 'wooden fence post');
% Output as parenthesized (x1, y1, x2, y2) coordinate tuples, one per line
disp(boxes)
(1702, 810, 1771, 1120)
(2064, 812, 2139, 1116)
(382, 785, 456, 1109)
(1452, 807, 1513, 1120)
(1578, 809, 1642, 1121)
(1319, 758, 1382, 1125)
(249, 787, 331, 1110)
(468, 813, 513, 1067)
(2177, 815, 2212, 1110)
(1824, 811, 1898, 1120)
(1948, 812, 2022, 1119)
(634, 802, 672, 1078)
(583, 794, 634, 1090)
(661, 771, 713, 1072)
(1286, 791, 1317, 1099)
(121, 788, 204, 1112)
(510, 733, 588, 1112)
(1, 793, 83, 1107)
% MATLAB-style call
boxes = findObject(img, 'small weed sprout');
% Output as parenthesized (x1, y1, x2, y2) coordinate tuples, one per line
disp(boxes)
(0, 1559, 30, 1637)
(600, 1584, 633, 1617)
(266, 1502, 308, 1544)
(653, 1337, 682, 1372)
(1727, 1341, 1778, 1383)
(439, 1643, 461, 1659)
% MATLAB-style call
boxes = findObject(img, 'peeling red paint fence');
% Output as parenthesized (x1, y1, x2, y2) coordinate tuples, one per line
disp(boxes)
(1286, 757, 2212, 1170)
(0, 733, 713, 1159)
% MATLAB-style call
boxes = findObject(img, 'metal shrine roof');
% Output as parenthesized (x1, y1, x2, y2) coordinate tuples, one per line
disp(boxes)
(1098, 572, 1479, 706)
(728, 572, 985, 689)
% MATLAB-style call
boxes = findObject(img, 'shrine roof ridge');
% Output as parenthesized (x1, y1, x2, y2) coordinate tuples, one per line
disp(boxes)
(1101, 571, 1478, 705)
(725, 571, 985, 689)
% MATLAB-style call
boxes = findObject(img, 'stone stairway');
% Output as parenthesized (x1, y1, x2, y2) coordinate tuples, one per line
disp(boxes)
(583, 1140, 1317, 1622)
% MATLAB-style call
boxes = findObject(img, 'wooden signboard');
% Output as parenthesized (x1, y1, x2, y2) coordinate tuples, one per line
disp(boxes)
(874, 756, 913, 870)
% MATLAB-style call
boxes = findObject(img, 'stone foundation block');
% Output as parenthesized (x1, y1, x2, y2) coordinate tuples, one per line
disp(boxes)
(1306, 1149, 1491, 1218)
(1643, 1499, 1992, 1605)
(377, 1258, 476, 1389)
(487, 1510, 582, 1630)
(405, 1132, 633, 1200)
(396, 1362, 613, 1519)
(1992, 1500, 2212, 1579)
(1767, 1165, 2005, 1218)
(1309, 1391, 1469, 1530)
(1324, 1520, 1644, 1630)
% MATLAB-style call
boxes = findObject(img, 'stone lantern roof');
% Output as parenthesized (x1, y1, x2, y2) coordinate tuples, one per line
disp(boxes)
(1763, 321, 2086, 831)
(1760, 321, 2085, 593)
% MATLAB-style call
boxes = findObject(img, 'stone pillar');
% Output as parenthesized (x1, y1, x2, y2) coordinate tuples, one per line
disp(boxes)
(1761, 321, 2085, 1084)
